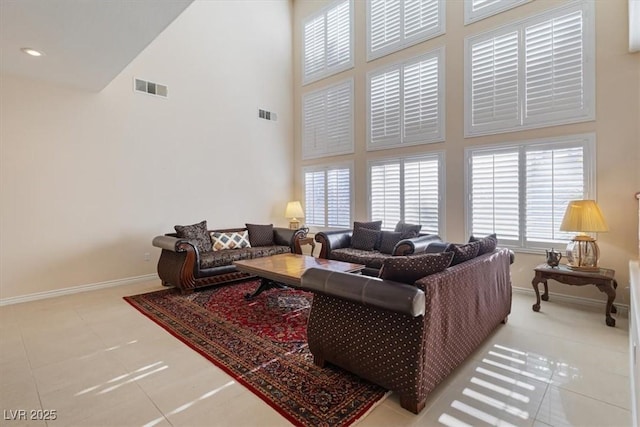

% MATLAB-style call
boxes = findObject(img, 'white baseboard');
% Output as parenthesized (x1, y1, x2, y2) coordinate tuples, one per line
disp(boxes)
(512, 286, 629, 315)
(0, 273, 159, 307)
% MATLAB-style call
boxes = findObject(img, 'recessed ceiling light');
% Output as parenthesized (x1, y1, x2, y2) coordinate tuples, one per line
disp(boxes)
(21, 48, 43, 57)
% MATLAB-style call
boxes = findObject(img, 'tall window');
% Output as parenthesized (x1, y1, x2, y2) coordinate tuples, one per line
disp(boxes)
(466, 134, 595, 250)
(369, 153, 443, 235)
(303, 0, 353, 85)
(464, 0, 532, 25)
(367, 48, 445, 151)
(367, 0, 445, 61)
(304, 164, 352, 228)
(464, 1, 595, 136)
(302, 79, 354, 160)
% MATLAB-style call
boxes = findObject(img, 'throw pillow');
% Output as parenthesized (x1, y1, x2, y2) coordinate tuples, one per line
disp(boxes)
(245, 223, 274, 247)
(379, 231, 404, 254)
(446, 241, 481, 266)
(353, 220, 383, 231)
(379, 252, 454, 285)
(210, 231, 251, 251)
(469, 233, 498, 255)
(394, 221, 422, 238)
(351, 227, 381, 251)
(174, 220, 212, 253)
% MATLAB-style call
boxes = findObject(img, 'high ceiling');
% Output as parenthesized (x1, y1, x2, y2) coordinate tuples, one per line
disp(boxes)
(0, 0, 193, 92)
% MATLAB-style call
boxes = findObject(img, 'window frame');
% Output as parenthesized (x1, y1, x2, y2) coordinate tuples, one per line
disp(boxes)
(302, 0, 355, 85)
(302, 78, 355, 160)
(366, 0, 446, 62)
(464, 0, 532, 25)
(464, 133, 596, 253)
(366, 47, 445, 151)
(303, 162, 354, 229)
(367, 151, 445, 236)
(464, 0, 595, 137)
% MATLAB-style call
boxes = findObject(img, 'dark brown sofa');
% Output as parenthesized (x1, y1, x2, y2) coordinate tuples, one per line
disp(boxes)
(299, 248, 513, 414)
(152, 226, 305, 294)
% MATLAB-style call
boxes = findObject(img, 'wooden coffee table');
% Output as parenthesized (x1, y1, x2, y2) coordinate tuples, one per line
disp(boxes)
(234, 253, 364, 300)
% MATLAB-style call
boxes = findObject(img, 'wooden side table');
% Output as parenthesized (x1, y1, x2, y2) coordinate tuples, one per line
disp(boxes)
(297, 236, 316, 256)
(531, 264, 618, 327)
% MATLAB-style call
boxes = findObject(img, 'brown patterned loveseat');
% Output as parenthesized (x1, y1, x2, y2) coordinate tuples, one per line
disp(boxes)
(152, 221, 304, 294)
(300, 247, 512, 414)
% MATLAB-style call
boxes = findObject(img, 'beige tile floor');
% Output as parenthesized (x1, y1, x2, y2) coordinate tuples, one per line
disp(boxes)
(0, 281, 631, 427)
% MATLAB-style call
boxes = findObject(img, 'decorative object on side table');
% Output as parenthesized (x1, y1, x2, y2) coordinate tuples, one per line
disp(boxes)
(531, 264, 618, 327)
(545, 248, 563, 267)
(285, 200, 304, 230)
(559, 199, 609, 271)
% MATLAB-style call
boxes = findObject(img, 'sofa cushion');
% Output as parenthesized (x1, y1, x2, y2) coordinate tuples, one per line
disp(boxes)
(351, 227, 381, 251)
(199, 245, 290, 269)
(394, 221, 422, 238)
(331, 248, 388, 269)
(379, 231, 404, 254)
(175, 220, 212, 253)
(469, 233, 498, 255)
(378, 252, 454, 284)
(245, 223, 274, 247)
(210, 231, 251, 251)
(354, 220, 383, 231)
(446, 241, 481, 266)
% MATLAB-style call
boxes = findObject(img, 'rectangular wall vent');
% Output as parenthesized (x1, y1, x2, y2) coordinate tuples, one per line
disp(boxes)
(258, 108, 277, 121)
(134, 78, 168, 98)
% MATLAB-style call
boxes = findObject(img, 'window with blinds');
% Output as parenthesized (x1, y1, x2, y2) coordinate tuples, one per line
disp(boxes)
(303, 0, 353, 85)
(466, 134, 595, 250)
(464, 1, 594, 137)
(367, 0, 445, 61)
(369, 153, 443, 235)
(464, 0, 531, 25)
(303, 79, 354, 160)
(304, 164, 352, 228)
(367, 48, 444, 151)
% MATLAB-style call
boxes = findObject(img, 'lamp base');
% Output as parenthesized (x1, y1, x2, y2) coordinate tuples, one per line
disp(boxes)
(289, 219, 300, 230)
(566, 264, 600, 272)
(565, 235, 600, 271)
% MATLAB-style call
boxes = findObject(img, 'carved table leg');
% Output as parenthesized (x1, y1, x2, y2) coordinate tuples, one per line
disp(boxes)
(244, 278, 285, 300)
(596, 281, 617, 327)
(611, 280, 618, 314)
(532, 276, 542, 312)
(541, 280, 549, 301)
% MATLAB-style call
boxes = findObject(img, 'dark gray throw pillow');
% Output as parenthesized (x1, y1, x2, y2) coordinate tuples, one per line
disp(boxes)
(245, 223, 274, 247)
(469, 233, 498, 255)
(353, 220, 383, 231)
(445, 241, 481, 266)
(379, 231, 404, 254)
(351, 227, 380, 251)
(175, 220, 212, 253)
(379, 252, 454, 285)
(394, 221, 422, 238)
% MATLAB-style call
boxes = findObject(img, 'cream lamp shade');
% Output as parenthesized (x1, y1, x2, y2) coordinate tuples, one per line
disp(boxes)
(285, 201, 304, 230)
(559, 200, 608, 270)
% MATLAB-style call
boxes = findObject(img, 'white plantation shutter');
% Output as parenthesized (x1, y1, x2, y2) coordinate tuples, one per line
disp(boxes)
(303, 79, 353, 160)
(464, 0, 531, 25)
(370, 163, 401, 230)
(469, 31, 519, 130)
(466, 134, 594, 250)
(368, 49, 444, 150)
(304, 165, 352, 228)
(403, 157, 440, 235)
(465, 2, 594, 136)
(367, 0, 444, 61)
(470, 150, 520, 241)
(370, 154, 443, 234)
(303, 0, 353, 84)
(525, 145, 585, 243)
(524, 10, 586, 125)
(327, 168, 352, 227)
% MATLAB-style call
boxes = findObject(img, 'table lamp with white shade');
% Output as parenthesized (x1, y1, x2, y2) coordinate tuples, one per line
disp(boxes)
(285, 201, 304, 230)
(559, 199, 609, 271)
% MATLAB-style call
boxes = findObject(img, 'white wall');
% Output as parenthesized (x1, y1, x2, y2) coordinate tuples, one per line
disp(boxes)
(0, 0, 294, 300)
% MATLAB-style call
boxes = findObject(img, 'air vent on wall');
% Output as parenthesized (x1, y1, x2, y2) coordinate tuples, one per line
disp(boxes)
(258, 108, 277, 121)
(134, 78, 168, 98)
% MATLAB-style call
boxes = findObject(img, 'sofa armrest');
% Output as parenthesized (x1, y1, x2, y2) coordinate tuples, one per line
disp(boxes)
(394, 234, 442, 255)
(273, 227, 306, 254)
(300, 268, 425, 317)
(314, 230, 352, 259)
(152, 235, 189, 252)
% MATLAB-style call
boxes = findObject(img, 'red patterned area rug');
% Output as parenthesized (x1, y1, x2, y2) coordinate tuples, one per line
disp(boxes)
(124, 281, 387, 427)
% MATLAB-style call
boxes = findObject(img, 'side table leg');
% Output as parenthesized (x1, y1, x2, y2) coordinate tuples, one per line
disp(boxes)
(596, 282, 617, 327)
(532, 277, 542, 312)
(541, 280, 549, 301)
